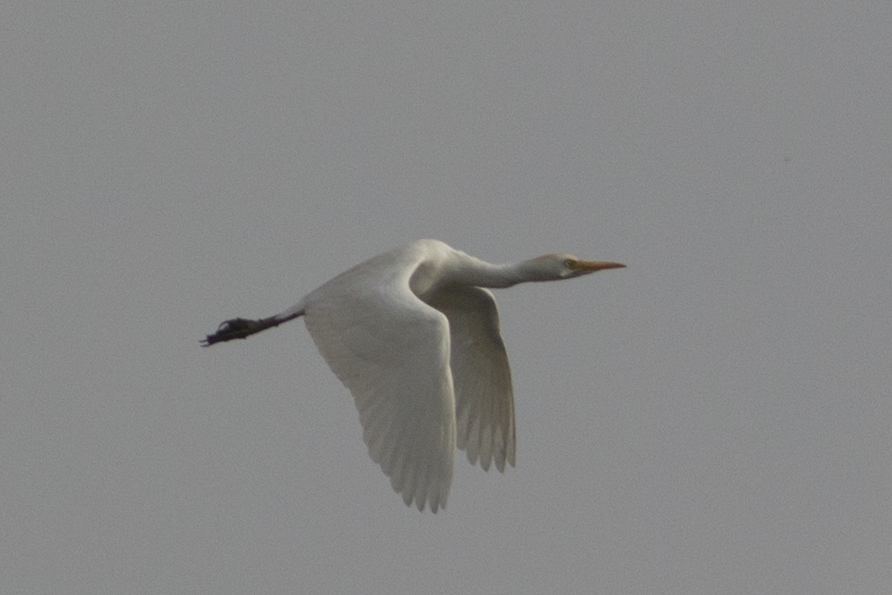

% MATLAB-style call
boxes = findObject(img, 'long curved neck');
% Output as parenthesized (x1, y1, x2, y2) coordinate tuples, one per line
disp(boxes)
(439, 255, 551, 289)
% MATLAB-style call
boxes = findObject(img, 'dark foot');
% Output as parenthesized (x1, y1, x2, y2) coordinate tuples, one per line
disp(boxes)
(201, 318, 265, 346)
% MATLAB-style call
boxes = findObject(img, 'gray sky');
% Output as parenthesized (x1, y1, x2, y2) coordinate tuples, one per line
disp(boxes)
(2, 2, 890, 593)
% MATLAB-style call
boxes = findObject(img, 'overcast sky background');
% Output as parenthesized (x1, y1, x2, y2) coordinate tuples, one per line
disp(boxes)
(2, 2, 890, 593)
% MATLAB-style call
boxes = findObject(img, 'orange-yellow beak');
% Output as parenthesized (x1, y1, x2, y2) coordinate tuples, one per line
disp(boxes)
(568, 260, 626, 272)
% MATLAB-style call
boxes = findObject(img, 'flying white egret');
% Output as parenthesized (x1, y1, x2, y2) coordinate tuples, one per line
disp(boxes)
(202, 239, 624, 512)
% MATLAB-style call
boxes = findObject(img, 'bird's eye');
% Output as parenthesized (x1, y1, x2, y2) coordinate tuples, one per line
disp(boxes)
(564, 258, 576, 269)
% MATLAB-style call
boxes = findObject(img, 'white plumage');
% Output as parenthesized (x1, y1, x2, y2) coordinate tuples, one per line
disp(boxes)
(202, 239, 624, 512)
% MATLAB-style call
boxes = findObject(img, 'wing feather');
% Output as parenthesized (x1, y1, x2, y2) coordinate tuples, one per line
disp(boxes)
(427, 287, 516, 473)
(303, 254, 456, 512)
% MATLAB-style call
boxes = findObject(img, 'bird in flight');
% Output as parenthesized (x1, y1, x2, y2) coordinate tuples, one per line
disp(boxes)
(202, 239, 624, 512)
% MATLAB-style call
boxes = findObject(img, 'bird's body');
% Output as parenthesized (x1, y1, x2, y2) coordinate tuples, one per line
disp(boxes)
(202, 239, 624, 512)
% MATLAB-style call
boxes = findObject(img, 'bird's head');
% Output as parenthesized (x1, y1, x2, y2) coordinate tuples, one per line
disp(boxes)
(524, 254, 626, 281)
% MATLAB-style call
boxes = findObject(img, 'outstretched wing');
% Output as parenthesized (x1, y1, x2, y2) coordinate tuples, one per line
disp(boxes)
(427, 287, 516, 473)
(302, 252, 456, 512)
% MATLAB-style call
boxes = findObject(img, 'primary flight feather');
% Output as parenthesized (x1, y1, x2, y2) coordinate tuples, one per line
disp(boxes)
(202, 239, 624, 512)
